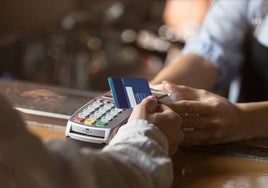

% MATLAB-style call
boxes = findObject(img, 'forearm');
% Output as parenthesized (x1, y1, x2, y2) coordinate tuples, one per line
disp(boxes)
(103, 120, 173, 188)
(237, 101, 268, 139)
(150, 53, 219, 90)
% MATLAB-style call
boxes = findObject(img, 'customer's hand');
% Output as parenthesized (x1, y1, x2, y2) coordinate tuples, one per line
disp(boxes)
(157, 81, 247, 146)
(128, 95, 184, 156)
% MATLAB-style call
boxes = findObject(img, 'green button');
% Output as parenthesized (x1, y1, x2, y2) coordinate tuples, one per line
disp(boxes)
(96, 121, 108, 126)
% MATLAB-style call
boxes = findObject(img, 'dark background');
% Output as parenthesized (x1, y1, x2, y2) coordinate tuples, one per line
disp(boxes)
(0, 0, 184, 91)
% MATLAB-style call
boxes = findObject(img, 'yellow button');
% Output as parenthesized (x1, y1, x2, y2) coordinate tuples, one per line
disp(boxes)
(84, 119, 95, 125)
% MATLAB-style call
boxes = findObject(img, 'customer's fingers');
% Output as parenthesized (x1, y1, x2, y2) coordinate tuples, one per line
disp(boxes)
(128, 95, 158, 122)
(140, 95, 158, 113)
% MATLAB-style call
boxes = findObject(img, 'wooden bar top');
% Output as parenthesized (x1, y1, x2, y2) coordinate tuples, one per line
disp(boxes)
(27, 124, 268, 188)
(172, 150, 268, 188)
(2, 79, 268, 188)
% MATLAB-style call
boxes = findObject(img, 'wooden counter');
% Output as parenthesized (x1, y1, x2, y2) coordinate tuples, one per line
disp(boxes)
(2, 79, 268, 188)
(26, 123, 268, 188)
(172, 150, 268, 188)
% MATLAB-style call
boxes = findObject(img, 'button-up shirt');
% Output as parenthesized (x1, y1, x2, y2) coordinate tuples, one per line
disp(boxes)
(182, 0, 268, 89)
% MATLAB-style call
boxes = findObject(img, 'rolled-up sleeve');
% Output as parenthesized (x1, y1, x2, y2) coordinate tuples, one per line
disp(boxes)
(182, 0, 249, 89)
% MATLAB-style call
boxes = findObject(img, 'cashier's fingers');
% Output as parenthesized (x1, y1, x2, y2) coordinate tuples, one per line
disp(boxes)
(161, 81, 201, 100)
(181, 115, 213, 129)
(168, 100, 214, 117)
(154, 104, 182, 125)
(149, 83, 164, 91)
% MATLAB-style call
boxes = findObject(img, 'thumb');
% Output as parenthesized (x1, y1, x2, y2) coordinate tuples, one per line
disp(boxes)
(162, 81, 199, 100)
(141, 95, 158, 113)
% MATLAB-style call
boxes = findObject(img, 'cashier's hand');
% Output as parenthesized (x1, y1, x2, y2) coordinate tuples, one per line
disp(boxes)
(157, 81, 244, 146)
(128, 95, 184, 156)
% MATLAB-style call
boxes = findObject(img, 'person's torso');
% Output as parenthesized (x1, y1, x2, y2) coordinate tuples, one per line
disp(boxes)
(238, 12, 268, 102)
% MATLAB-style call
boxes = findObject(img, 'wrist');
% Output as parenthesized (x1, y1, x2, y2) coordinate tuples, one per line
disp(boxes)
(236, 102, 268, 139)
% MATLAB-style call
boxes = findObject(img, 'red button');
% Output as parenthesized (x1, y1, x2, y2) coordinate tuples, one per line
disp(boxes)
(74, 116, 84, 123)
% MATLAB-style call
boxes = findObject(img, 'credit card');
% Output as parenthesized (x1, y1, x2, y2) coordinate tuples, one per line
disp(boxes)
(108, 77, 152, 108)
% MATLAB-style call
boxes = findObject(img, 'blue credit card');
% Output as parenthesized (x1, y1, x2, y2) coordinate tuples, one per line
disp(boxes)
(108, 77, 152, 108)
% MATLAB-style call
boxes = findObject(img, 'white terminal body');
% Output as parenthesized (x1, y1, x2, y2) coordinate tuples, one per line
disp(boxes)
(65, 90, 174, 144)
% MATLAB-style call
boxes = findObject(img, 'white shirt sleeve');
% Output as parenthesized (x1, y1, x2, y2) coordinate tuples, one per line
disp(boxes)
(46, 119, 172, 188)
(182, 0, 250, 89)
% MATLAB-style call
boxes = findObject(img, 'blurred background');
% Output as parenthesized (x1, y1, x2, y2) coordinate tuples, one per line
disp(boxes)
(0, 0, 210, 92)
